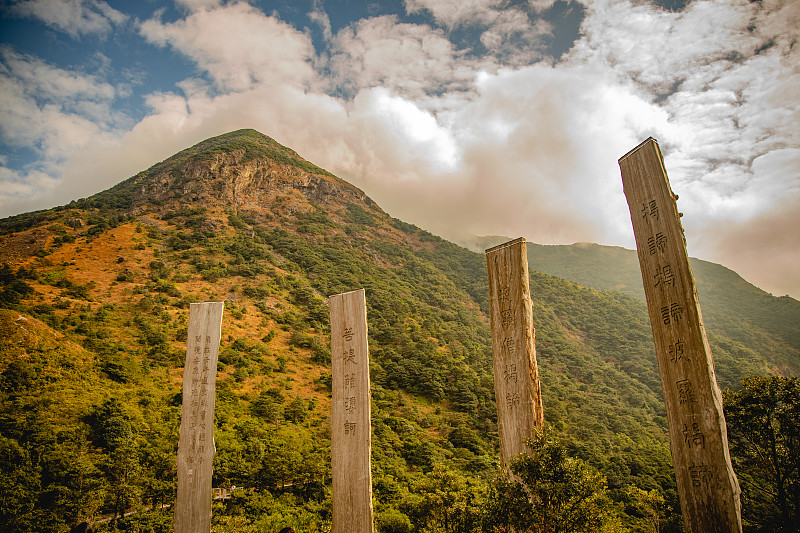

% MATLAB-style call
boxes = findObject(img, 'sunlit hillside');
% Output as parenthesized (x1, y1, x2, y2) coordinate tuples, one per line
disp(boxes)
(1, 129, 797, 533)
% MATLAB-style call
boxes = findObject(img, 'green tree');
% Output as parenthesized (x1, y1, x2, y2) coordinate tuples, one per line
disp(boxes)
(86, 398, 142, 523)
(252, 392, 284, 426)
(723, 375, 800, 532)
(284, 396, 307, 424)
(626, 486, 667, 533)
(0, 435, 39, 533)
(402, 465, 486, 533)
(485, 427, 618, 533)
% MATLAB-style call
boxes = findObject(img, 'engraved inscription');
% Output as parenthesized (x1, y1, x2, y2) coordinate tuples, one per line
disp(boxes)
(669, 340, 689, 363)
(688, 463, 714, 487)
(683, 421, 706, 449)
(660, 303, 684, 325)
(676, 379, 695, 405)
(504, 364, 518, 383)
(654, 265, 675, 291)
(641, 199, 659, 220)
(648, 232, 667, 255)
(506, 391, 521, 410)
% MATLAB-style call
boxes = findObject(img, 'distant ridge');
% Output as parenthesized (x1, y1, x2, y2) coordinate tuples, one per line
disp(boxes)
(461, 235, 800, 372)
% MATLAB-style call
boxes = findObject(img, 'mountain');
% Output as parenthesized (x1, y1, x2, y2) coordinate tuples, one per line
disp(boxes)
(0, 129, 797, 533)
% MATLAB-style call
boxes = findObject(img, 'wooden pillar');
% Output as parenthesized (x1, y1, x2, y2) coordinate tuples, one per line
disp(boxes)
(486, 238, 545, 464)
(619, 138, 742, 533)
(329, 289, 374, 533)
(174, 302, 224, 533)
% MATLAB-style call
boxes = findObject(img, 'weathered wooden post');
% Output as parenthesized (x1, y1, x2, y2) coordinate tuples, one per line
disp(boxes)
(329, 289, 374, 533)
(619, 138, 742, 532)
(174, 302, 224, 533)
(486, 238, 545, 464)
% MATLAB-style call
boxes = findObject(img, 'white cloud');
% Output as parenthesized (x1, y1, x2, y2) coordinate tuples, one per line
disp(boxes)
(478, 7, 551, 66)
(0, 46, 115, 104)
(0, 45, 129, 213)
(308, 0, 333, 42)
(174, 0, 222, 12)
(0, 47, 120, 156)
(139, 2, 316, 92)
(404, 0, 501, 29)
(0, 166, 58, 206)
(328, 15, 478, 99)
(404, 0, 551, 65)
(528, 0, 558, 13)
(349, 87, 459, 173)
(9, 0, 127, 38)
(560, 0, 800, 292)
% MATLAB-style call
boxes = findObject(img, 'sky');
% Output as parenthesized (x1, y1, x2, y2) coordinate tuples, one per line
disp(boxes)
(0, 0, 798, 298)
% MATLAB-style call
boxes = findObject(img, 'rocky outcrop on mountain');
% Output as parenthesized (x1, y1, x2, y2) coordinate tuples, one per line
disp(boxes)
(95, 129, 379, 220)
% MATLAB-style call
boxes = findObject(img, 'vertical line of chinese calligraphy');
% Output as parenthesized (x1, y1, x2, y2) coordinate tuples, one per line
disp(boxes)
(342, 326, 358, 436)
(639, 194, 705, 451)
(186, 334, 213, 470)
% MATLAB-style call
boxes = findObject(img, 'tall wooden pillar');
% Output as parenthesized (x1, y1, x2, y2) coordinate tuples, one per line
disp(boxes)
(175, 302, 224, 533)
(619, 138, 741, 533)
(486, 238, 545, 464)
(329, 289, 374, 533)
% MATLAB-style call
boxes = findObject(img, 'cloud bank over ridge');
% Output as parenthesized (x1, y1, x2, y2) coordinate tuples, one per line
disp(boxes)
(0, 0, 798, 298)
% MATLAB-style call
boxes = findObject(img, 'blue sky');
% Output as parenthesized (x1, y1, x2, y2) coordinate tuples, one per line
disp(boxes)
(0, 0, 798, 298)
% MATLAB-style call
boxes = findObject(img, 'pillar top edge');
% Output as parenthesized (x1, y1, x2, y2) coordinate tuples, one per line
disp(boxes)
(327, 288, 366, 300)
(618, 137, 660, 163)
(485, 237, 526, 254)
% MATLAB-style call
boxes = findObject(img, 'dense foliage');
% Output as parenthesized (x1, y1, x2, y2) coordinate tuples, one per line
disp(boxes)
(485, 428, 617, 532)
(723, 376, 800, 532)
(0, 129, 797, 532)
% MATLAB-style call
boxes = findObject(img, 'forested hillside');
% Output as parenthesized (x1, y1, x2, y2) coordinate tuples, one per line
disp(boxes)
(466, 237, 800, 381)
(0, 129, 797, 532)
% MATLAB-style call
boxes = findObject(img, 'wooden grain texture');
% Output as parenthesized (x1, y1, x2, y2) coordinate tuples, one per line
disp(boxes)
(174, 302, 224, 533)
(329, 289, 374, 533)
(486, 238, 544, 464)
(619, 139, 742, 533)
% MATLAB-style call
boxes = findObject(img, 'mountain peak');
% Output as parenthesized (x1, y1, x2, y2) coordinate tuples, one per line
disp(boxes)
(165, 129, 327, 174)
(83, 129, 375, 218)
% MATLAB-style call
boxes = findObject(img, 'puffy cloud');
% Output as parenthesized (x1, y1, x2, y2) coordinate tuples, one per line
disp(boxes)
(528, 0, 559, 13)
(395, 64, 672, 245)
(0, 46, 115, 104)
(139, 2, 316, 92)
(308, 0, 333, 42)
(0, 165, 58, 211)
(174, 0, 222, 12)
(0, 45, 131, 213)
(405, 0, 552, 65)
(404, 0, 501, 29)
(328, 15, 477, 99)
(8, 0, 126, 37)
(0, 46, 120, 160)
(478, 7, 551, 65)
(560, 0, 800, 295)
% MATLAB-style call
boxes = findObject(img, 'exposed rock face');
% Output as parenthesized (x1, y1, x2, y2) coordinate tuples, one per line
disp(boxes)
(126, 147, 376, 220)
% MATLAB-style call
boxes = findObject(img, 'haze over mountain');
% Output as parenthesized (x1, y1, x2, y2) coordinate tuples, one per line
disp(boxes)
(0, 129, 797, 532)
